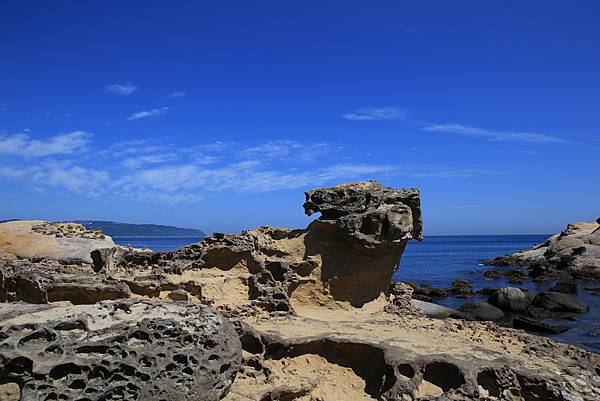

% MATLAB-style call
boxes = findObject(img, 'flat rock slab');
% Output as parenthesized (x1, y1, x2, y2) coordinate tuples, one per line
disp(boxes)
(0, 299, 241, 401)
(236, 310, 600, 401)
(0, 220, 116, 263)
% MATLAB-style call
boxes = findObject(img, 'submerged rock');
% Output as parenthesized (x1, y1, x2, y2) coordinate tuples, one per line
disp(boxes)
(0, 299, 241, 401)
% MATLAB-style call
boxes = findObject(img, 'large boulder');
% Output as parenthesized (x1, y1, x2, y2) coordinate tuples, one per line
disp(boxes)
(533, 291, 589, 313)
(0, 299, 241, 401)
(487, 287, 530, 312)
(458, 302, 504, 321)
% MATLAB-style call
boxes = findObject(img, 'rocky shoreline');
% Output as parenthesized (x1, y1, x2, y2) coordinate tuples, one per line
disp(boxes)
(1, 182, 599, 400)
(484, 219, 600, 282)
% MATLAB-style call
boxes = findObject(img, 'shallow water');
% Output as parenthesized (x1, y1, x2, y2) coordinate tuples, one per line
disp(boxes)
(395, 235, 600, 354)
(114, 235, 600, 353)
(114, 237, 203, 252)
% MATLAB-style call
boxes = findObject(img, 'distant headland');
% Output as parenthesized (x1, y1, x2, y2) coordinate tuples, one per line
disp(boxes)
(0, 219, 205, 238)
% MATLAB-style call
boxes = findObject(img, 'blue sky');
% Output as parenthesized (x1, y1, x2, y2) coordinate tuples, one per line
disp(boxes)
(0, 1, 599, 235)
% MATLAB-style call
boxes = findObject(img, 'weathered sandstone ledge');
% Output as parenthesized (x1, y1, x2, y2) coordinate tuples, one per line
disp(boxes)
(1, 182, 599, 401)
(0, 220, 117, 264)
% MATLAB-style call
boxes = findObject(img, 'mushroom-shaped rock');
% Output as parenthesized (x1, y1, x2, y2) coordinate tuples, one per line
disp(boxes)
(297, 181, 422, 307)
(303, 180, 422, 246)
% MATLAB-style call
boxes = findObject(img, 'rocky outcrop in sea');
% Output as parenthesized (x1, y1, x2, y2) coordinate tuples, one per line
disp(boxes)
(1, 182, 599, 401)
(485, 219, 600, 281)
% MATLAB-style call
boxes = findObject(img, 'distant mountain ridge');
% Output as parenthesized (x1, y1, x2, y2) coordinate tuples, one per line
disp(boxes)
(75, 220, 205, 238)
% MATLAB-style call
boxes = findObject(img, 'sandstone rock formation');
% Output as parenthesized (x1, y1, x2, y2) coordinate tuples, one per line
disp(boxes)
(485, 219, 600, 281)
(0, 220, 116, 263)
(229, 309, 600, 401)
(108, 181, 424, 315)
(2, 182, 600, 401)
(0, 300, 241, 401)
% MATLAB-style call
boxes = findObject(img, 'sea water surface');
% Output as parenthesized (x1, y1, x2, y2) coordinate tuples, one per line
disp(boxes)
(113, 235, 600, 353)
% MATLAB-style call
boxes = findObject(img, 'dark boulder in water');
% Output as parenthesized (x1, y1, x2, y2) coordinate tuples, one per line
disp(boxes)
(488, 287, 531, 312)
(458, 302, 504, 321)
(533, 291, 589, 313)
(513, 317, 569, 335)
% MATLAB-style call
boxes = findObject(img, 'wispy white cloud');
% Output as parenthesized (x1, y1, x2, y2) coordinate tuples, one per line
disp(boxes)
(0, 167, 27, 179)
(240, 140, 336, 162)
(343, 106, 568, 144)
(101, 139, 167, 157)
(1, 132, 490, 203)
(421, 123, 567, 144)
(36, 164, 109, 194)
(0, 163, 108, 196)
(167, 91, 186, 98)
(342, 107, 408, 121)
(0, 131, 92, 157)
(127, 107, 170, 121)
(121, 154, 178, 169)
(515, 150, 538, 156)
(111, 160, 400, 198)
(105, 82, 138, 96)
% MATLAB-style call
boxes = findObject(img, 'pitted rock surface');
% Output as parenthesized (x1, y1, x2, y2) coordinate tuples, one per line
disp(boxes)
(107, 181, 423, 311)
(228, 313, 600, 401)
(0, 300, 241, 401)
(303, 180, 423, 246)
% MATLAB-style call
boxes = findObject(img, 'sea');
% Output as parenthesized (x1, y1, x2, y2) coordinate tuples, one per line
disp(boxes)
(113, 235, 600, 354)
